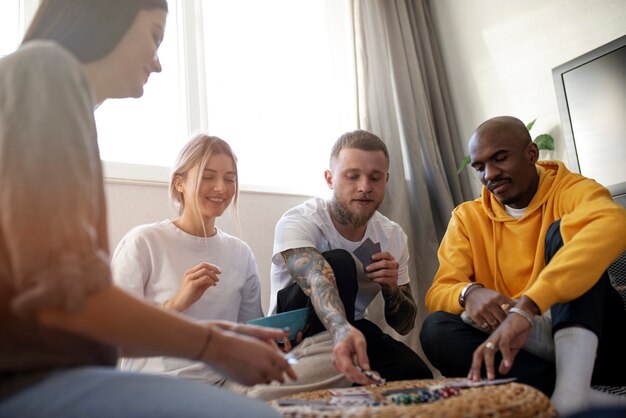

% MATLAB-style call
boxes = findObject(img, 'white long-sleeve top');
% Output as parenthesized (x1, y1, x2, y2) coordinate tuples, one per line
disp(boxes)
(111, 219, 263, 384)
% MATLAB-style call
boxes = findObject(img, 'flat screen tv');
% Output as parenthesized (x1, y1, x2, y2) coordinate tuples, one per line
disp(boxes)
(552, 33, 626, 205)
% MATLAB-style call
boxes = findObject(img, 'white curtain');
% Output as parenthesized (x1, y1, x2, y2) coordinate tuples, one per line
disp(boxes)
(350, 0, 473, 368)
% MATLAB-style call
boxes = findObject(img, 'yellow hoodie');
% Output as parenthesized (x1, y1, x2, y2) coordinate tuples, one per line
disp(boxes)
(425, 161, 626, 315)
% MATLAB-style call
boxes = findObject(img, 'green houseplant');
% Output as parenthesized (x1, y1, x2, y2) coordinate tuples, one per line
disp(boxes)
(457, 119, 554, 174)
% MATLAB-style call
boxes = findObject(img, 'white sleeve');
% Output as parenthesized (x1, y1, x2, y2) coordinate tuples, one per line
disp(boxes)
(271, 211, 321, 266)
(396, 230, 411, 286)
(110, 230, 150, 299)
(237, 247, 264, 321)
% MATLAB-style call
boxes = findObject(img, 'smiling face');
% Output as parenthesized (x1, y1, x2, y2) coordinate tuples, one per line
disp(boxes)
(99, 8, 167, 99)
(469, 117, 539, 209)
(176, 154, 237, 233)
(325, 148, 388, 231)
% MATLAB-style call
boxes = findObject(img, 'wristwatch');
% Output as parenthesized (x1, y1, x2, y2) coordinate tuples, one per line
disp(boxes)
(459, 282, 484, 308)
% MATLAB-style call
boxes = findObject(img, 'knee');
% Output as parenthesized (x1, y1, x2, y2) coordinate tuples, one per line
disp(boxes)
(420, 312, 455, 351)
(544, 220, 563, 263)
(323, 249, 355, 269)
(322, 249, 356, 281)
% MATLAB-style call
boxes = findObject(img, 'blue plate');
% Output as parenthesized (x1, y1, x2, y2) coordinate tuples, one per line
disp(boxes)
(247, 307, 312, 340)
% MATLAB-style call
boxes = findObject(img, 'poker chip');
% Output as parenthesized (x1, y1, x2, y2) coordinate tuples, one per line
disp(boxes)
(385, 386, 461, 405)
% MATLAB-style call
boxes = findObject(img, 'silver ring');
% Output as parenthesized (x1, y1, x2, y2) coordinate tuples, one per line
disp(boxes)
(481, 322, 489, 330)
(485, 341, 497, 351)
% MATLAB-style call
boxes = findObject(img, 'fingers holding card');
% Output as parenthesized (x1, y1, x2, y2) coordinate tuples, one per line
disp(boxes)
(353, 238, 382, 267)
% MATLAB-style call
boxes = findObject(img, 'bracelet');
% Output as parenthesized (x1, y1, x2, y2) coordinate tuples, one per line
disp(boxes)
(194, 329, 213, 361)
(509, 307, 533, 327)
(459, 283, 484, 308)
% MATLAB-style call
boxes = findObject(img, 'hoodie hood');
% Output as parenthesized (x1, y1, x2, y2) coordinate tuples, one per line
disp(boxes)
(480, 160, 567, 288)
(480, 160, 566, 222)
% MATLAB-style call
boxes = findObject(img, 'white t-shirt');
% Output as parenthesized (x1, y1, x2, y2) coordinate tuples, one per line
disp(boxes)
(269, 198, 410, 320)
(112, 219, 263, 384)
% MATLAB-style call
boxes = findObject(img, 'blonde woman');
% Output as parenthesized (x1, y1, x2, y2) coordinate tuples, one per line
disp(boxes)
(113, 135, 264, 385)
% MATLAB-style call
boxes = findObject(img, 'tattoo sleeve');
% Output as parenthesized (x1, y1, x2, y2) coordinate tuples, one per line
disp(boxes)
(282, 247, 350, 343)
(383, 283, 417, 335)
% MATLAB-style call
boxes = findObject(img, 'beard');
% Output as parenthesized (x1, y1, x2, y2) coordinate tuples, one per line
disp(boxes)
(330, 195, 380, 229)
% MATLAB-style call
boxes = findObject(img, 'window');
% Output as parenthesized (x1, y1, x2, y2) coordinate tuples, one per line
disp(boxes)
(3, 1, 357, 197)
(95, 0, 185, 181)
(197, 1, 357, 197)
(0, 2, 20, 58)
(0, 0, 40, 58)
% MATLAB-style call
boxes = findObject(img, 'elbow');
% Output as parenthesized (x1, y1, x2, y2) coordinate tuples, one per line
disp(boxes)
(391, 311, 417, 336)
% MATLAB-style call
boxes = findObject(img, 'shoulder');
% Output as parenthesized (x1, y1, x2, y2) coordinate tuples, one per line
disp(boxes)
(282, 197, 326, 218)
(2, 41, 81, 79)
(439, 199, 487, 234)
(277, 198, 328, 227)
(369, 211, 405, 236)
(216, 229, 255, 254)
(541, 161, 614, 204)
(452, 198, 484, 218)
(1, 41, 92, 114)
(117, 221, 170, 248)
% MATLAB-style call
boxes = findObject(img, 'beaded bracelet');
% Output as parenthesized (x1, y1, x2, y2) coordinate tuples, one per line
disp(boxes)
(509, 307, 533, 327)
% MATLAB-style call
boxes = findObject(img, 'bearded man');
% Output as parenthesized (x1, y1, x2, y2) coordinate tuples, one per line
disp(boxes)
(238, 130, 432, 401)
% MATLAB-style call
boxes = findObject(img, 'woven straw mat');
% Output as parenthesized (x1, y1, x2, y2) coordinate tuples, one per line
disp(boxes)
(271, 378, 556, 418)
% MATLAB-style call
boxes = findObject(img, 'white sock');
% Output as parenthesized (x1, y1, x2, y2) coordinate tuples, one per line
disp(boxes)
(550, 327, 598, 416)
(589, 388, 626, 407)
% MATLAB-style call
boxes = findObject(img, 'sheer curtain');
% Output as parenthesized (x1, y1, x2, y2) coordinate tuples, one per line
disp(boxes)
(350, 0, 473, 367)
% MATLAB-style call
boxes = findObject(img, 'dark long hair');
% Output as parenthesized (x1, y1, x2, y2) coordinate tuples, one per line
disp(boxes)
(22, 0, 168, 63)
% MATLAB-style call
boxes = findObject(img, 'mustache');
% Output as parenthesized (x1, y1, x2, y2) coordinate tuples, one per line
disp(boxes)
(487, 178, 510, 190)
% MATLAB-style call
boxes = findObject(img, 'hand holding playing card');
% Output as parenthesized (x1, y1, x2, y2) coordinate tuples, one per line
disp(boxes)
(353, 238, 381, 267)
(354, 239, 399, 293)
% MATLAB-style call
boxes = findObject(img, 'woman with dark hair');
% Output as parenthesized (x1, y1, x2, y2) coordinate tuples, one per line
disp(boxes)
(0, 1, 294, 417)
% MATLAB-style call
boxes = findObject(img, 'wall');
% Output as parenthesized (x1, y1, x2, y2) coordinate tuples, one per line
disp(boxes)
(428, 0, 626, 195)
(105, 180, 312, 314)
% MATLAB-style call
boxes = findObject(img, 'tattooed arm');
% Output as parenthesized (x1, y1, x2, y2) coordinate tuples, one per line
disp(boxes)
(383, 283, 417, 335)
(281, 247, 350, 344)
(281, 247, 372, 384)
(367, 251, 417, 335)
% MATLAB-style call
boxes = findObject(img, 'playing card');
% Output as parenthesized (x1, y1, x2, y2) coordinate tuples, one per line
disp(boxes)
(328, 387, 373, 396)
(329, 395, 378, 406)
(276, 399, 329, 407)
(246, 307, 312, 340)
(441, 377, 517, 389)
(353, 238, 381, 267)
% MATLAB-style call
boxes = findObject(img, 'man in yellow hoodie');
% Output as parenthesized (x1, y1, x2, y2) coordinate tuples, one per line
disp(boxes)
(419, 116, 626, 416)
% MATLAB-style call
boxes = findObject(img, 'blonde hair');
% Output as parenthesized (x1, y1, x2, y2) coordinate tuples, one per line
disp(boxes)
(330, 130, 389, 168)
(169, 134, 239, 236)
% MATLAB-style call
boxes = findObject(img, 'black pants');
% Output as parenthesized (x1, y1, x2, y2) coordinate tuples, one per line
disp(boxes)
(277, 249, 432, 381)
(419, 220, 626, 396)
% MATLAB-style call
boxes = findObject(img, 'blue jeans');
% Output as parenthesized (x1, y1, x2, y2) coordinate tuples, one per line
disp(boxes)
(0, 367, 280, 418)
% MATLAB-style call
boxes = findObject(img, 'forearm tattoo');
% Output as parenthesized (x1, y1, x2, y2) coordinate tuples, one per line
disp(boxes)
(383, 284, 417, 335)
(282, 248, 349, 342)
